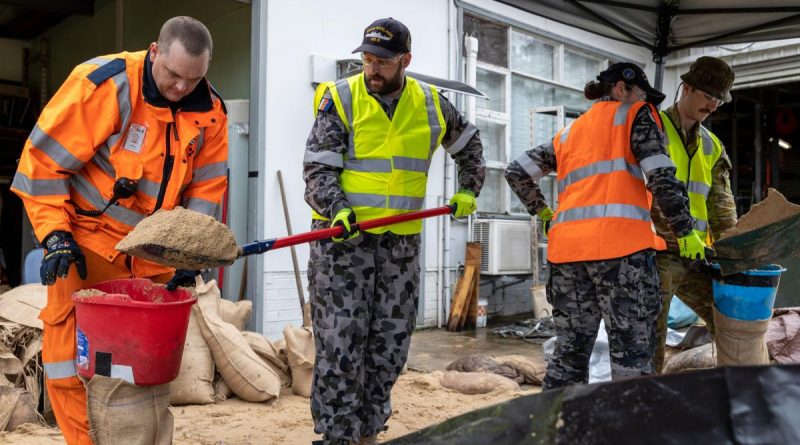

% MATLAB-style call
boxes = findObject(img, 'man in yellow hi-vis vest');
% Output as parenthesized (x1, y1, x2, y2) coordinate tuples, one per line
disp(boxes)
(651, 56, 744, 371)
(303, 18, 485, 445)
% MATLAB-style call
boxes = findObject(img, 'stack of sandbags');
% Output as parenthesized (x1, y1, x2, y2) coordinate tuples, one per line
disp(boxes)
(194, 279, 281, 403)
(283, 325, 314, 397)
(0, 284, 46, 431)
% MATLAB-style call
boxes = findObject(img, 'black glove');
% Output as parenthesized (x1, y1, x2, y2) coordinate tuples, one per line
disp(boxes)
(166, 269, 199, 291)
(40, 231, 87, 285)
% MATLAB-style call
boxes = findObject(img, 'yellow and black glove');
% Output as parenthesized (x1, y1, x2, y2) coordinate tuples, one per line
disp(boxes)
(677, 230, 706, 261)
(537, 207, 554, 236)
(331, 208, 360, 242)
(449, 190, 477, 218)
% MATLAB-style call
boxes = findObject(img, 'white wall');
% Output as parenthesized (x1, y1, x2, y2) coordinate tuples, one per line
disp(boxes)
(257, 0, 654, 336)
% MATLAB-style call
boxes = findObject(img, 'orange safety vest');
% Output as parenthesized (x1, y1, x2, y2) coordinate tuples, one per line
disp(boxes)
(12, 50, 229, 276)
(548, 100, 666, 263)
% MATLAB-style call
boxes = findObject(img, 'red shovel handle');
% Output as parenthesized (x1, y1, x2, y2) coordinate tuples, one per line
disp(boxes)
(240, 205, 455, 256)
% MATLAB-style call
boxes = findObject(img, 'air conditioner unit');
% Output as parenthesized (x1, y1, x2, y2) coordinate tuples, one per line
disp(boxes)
(472, 219, 532, 275)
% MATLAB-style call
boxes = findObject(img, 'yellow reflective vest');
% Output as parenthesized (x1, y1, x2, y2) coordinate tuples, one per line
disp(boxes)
(660, 111, 724, 241)
(311, 73, 446, 234)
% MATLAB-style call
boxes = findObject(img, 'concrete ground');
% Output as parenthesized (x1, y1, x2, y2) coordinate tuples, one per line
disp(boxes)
(407, 319, 545, 372)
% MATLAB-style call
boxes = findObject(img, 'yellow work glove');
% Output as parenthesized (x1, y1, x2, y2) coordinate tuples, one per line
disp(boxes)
(331, 208, 359, 242)
(537, 207, 554, 236)
(677, 230, 706, 261)
(449, 190, 477, 218)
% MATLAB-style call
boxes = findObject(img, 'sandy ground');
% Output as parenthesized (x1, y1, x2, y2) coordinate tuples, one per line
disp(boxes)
(0, 371, 540, 445)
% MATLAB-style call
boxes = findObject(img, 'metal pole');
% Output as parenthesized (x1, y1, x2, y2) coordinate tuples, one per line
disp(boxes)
(754, 102, 763, 202)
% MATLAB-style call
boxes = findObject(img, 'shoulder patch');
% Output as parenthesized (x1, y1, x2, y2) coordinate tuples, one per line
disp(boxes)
(209, 83, 227, 115)
(87, 58, 126, 86)
(318, 97, 333, 113)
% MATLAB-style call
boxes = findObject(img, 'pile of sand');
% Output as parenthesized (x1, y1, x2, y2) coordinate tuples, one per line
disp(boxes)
(116, 207, 240, 270)
(720, 188, 800, 239)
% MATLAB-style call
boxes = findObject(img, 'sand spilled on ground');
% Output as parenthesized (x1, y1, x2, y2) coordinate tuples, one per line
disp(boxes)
(0, 372, 539, 444)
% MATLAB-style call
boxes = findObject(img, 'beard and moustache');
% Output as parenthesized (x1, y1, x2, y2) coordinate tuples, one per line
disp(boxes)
(365, 63, 405, 95)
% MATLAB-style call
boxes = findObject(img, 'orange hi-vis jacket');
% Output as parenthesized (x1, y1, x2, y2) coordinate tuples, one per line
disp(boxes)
(547, 100, 666, 264)
(12, 50, 229, 276)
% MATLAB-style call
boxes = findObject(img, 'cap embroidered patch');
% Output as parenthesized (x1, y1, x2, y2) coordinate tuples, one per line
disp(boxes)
(622, 68, 636, 80)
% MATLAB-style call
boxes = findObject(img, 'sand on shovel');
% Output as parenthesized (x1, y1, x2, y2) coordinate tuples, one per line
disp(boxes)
(719, 188, 800, 240)
(116, 207, 240, 270)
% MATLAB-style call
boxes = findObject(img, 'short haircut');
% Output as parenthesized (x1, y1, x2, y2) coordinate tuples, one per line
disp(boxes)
(158, 16, 213, 58)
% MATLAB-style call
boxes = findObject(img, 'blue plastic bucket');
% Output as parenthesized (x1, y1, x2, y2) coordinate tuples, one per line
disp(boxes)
(712, 264, 786, 321)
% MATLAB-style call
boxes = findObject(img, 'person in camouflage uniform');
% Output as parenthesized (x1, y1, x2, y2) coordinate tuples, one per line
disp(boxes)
(304, 18, 485, 445)
(652, 57, 739, 371)
(506, 63, 702, 389)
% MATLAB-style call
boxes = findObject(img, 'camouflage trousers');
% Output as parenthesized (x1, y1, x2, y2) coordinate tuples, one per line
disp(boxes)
(654, 252, 715, 372)
(307, 221, 421, 445)
(543, 250, 661, 389)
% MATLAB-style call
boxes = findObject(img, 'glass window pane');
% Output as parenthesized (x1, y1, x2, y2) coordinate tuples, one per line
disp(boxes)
(511, 32, 554, 79)
(464, 14, 508, 67)
(564, 50, 605, 88)
(476, 119, 505, 162)
(477, 68, 506, 113)
(477, 168, 504, 214)
(511, 75, 588, 161)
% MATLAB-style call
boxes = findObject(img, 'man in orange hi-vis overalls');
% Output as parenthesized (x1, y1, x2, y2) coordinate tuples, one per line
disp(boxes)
(11, 16, 227, 444)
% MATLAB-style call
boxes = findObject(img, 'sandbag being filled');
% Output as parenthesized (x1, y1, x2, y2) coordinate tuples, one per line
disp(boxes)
(116, 207, 240, 269)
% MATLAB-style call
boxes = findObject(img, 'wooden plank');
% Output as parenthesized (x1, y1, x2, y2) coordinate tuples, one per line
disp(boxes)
(464, 243, 482, 329)
(447, 265, 476, 332)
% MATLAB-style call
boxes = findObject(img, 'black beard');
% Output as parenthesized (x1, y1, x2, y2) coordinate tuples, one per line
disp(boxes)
(366, 65, 404, 95)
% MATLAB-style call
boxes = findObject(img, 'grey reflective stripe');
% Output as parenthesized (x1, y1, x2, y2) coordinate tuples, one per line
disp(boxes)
(192, 161, 227, 183)
(417, 80, 443, 154)
(44, 360, 77, 379)
(138, 178, 160, 199)
(11, 172, 69, 196)
(688, 180, 711, 198)
(516, 154, 545, 181)
(695, 219, 709, 232)
(29, 124, 85, 173)
(70, 174, 144, 227)
(700, 127, 714, 156)
(554, 203, 651, 226)
(639, 154, 674, 174)
(446, 122, 477, 155)
(614, 103, 632, 126)
(183, 197, 218, 216)
(103, 71, 133, 151)
(335, 79, 355, 160)
(344, 159, 392, 173)
(346, 192, 386, 208)
(388, 195, 424, 210)
(82, 57, 112, 66)
(393, 156, 429, 173)
(304, 150, 344, 168)
(559, 122, 573, 144)
(195, 128, 206, 155)
(558, 158, 643, 194)
(91, 146, 116, 178)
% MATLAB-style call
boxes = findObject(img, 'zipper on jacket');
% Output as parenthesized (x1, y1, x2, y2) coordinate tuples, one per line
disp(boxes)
(154, 122, 176, 212)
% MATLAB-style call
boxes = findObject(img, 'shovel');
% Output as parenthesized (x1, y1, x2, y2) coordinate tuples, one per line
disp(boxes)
(128, 205, 456, 270)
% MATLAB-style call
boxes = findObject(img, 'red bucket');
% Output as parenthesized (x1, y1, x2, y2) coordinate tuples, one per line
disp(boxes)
(71, 278, 196, 385)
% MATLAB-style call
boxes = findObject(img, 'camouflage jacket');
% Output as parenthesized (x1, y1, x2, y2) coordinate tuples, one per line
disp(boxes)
(650, 105, 738, 250)
(303, 77, 486, 219)
(505, 98, 694, 238)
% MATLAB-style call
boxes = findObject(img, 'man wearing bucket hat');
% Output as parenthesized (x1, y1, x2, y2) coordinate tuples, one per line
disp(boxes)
(505, 62, 700, 388)
(12, 17, 225, 444)
(650, 56, 752, 371)
(303, 17, 485, 445)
